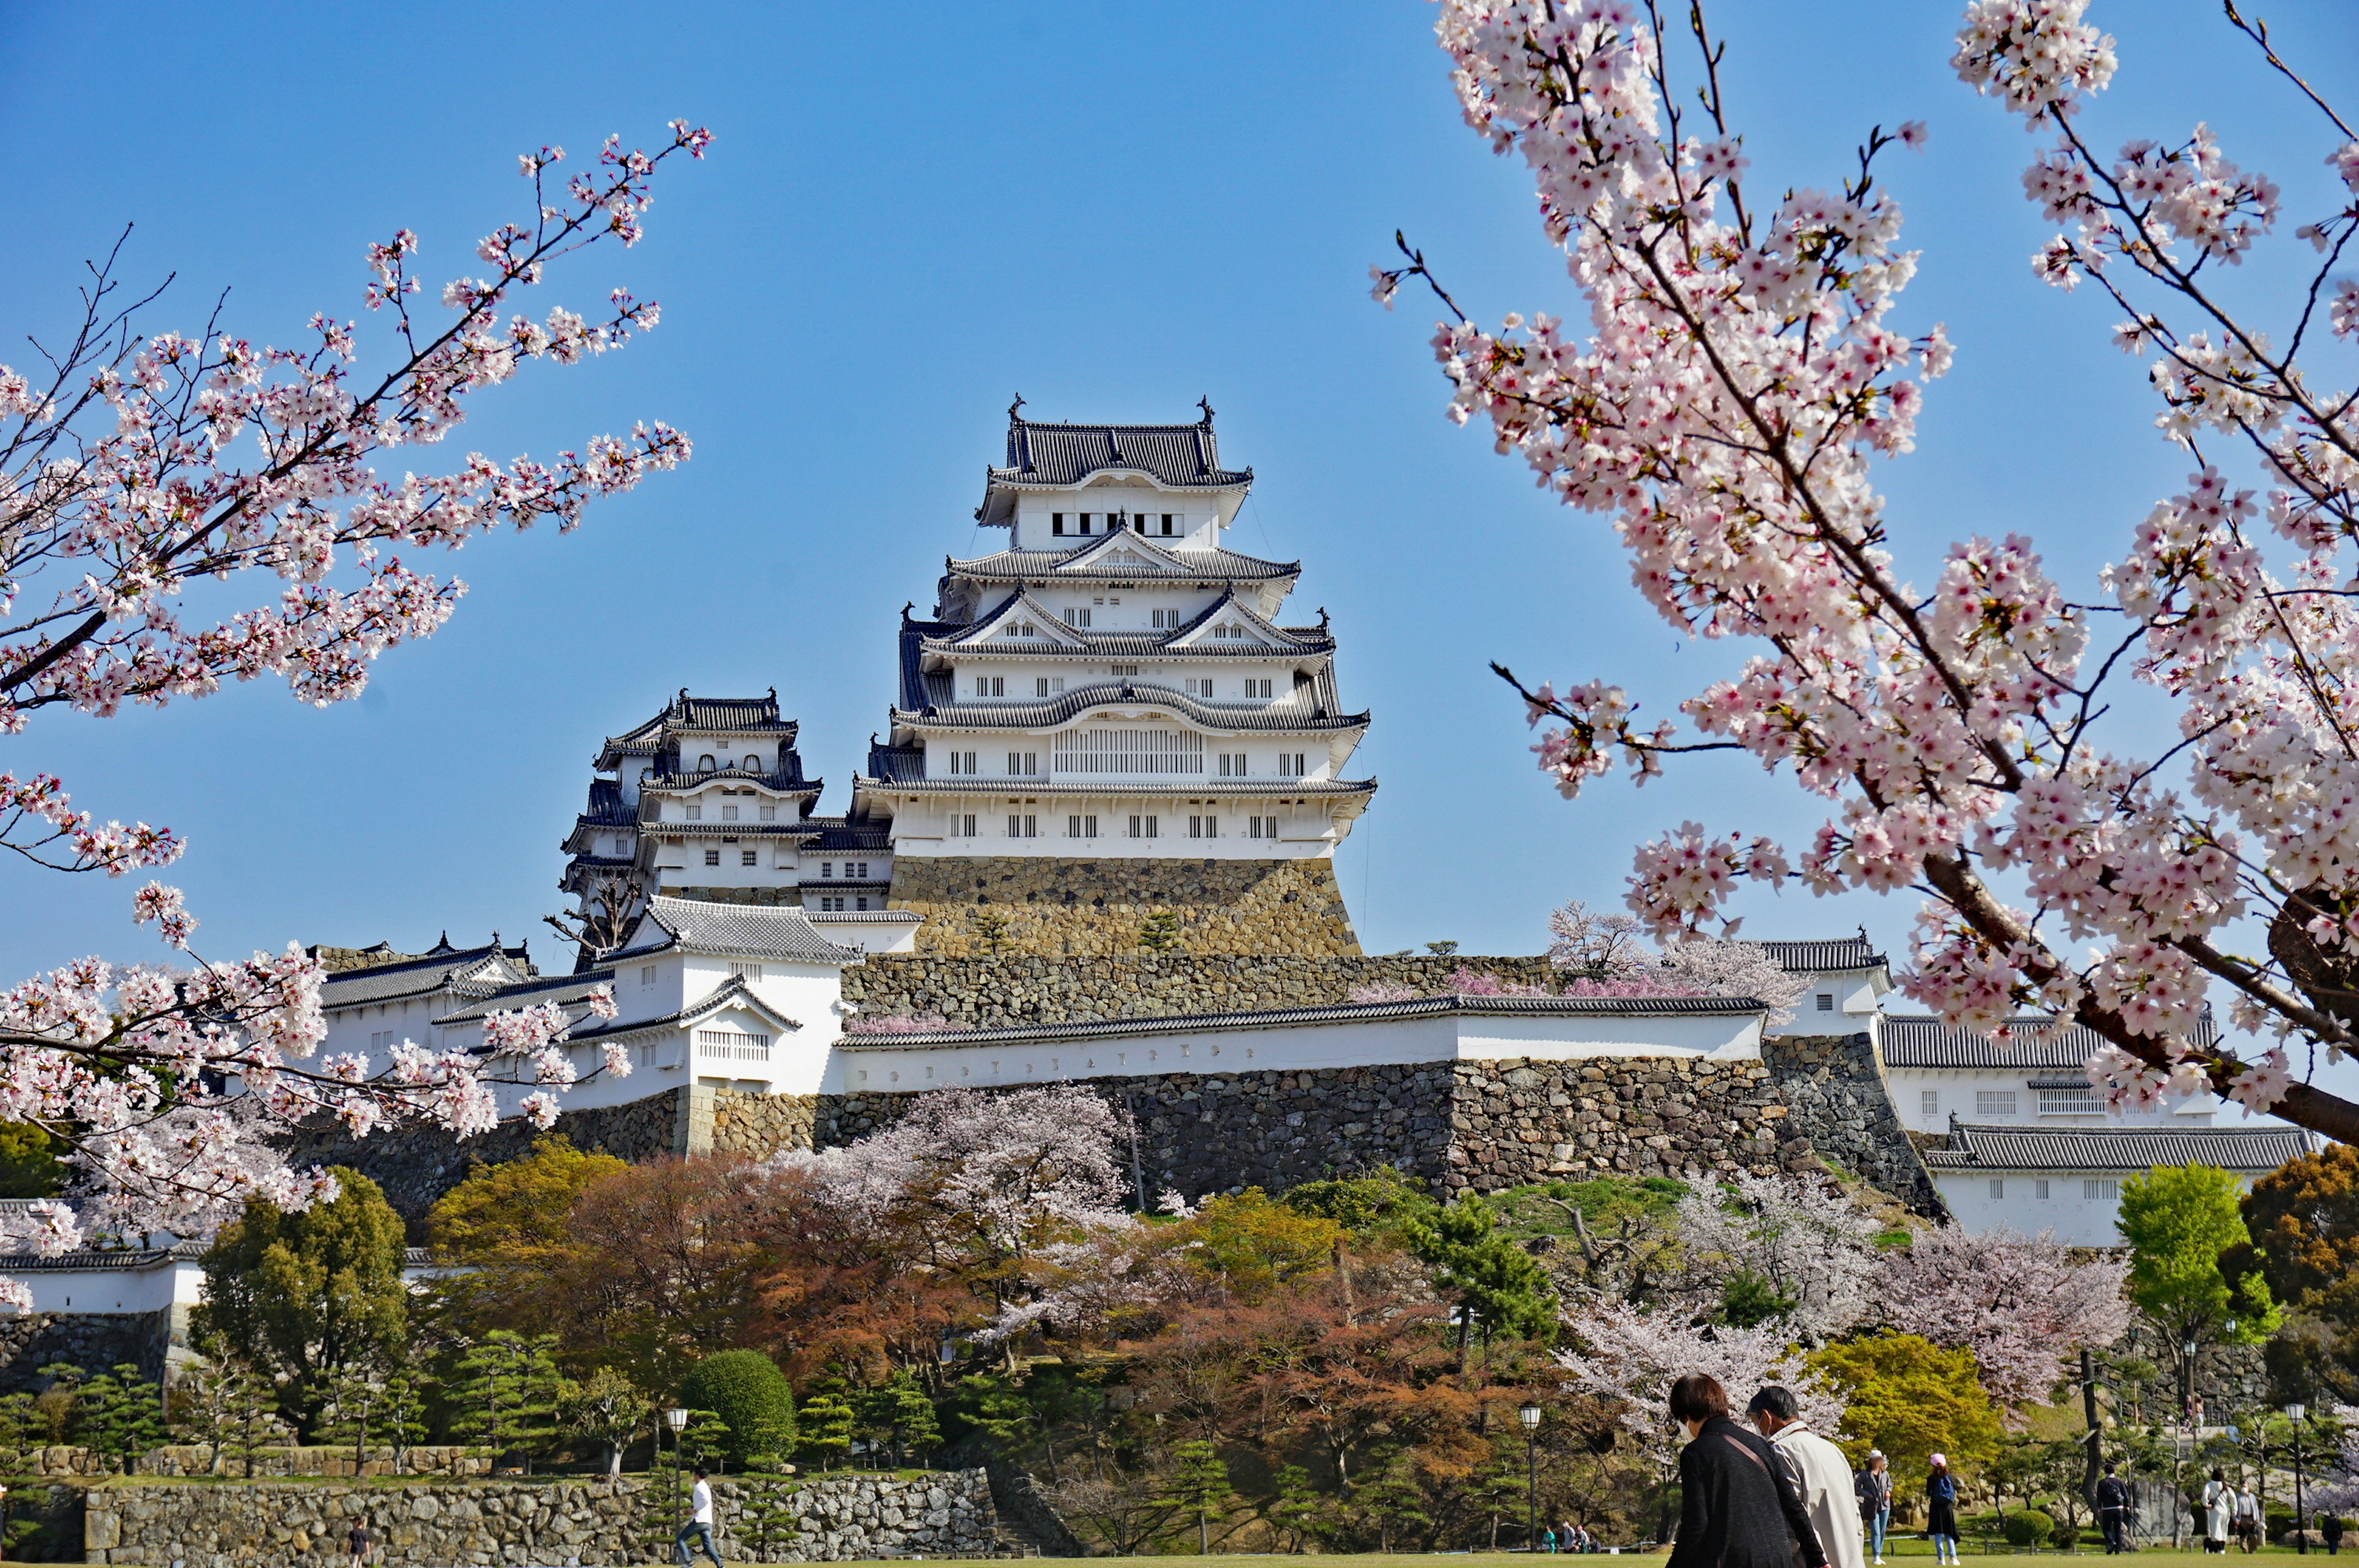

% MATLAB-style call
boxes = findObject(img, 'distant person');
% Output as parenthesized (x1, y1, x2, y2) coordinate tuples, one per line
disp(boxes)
(2095, 1461, 2132, 1555)
(1926, 1454, 1960, 1567)
(346, 1519, 372, 1568)
(676, 1465, 724, 1568)
(2324, 1513, 2344, 1556)
(1750, 1386, 1866, 1568)
(1666, 1373, 1828, 1568)
(2203, 1468, 2232, 1554)
(1856, 1451, 1893, 1566)
(2234, 1481, 2261, 1553)
(1543, 1527, 1557, 1553)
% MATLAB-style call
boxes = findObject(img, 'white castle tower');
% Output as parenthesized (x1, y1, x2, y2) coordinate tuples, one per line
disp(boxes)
(852, 403, 1376, 954)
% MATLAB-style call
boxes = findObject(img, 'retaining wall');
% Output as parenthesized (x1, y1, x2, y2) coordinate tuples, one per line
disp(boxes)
(80, 1469, 996, 1567)
(886, 856, 1363, 956)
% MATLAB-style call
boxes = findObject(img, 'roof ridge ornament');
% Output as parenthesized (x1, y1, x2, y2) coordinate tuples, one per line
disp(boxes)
(1009, 392, 1024, 423)
(1198, 396, 1215, 425)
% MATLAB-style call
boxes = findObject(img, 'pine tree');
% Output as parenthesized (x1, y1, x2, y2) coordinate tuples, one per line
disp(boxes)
(1157, 1438, 1236, 1555)
(79, 1365, 165, 1474)
(450, 1331, 565, 1472)
(796, 1391, 855, 1473)
(1264, 1464, 1323, 1554)
(1138, 910, 1181, 953)
(880, 1372, 939, 1468)
(735, 1476, 803, 1559)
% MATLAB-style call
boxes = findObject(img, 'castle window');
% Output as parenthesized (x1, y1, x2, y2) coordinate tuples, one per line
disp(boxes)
(741, 850, 757, 867)
(722, 805, 740, 822)
(698, 754, 716, 771)
(1070, 814, 1098, 839)
(1246, 678, 1274, 698)
(729, 962, 764, 981)
(1007, 813, 1037, 838)
(1007, 751, 1038, 776)
(821, 862, 832, 878)
(952, 813, 978, 837)
(946, 751, 977, 775)
(851, 862, 869, 879)
(1977, 1091, 2018, 1117)
(641, 965, 657, 986)
(1220, 754, 1246, 778)
(1189, 815, 1215, 839)
(2038, 1085, 2102, 1115)
(819, 896, 843, 911)
(1277, 752, 1305, 778)
(759, 805, 777, 822)
(1816, 993, 1834, 1012)
(1987, 1179, 2005, 1200)
(1248, 816, 1278, 839)
(743, 755, 763, 772)
(1151, 609, 1173, 629)
(856, 897, 869, 911)
(1920, 1091, 1939, 1117)
(1064, 607, 1092, 628)
(1052, 512, 1065, 535)
(976, 677, 1004, 698)
(704, 849, 721, 866)
(1161, 513, 1176, 535)
(1036, 677, 1052, 698)
(684, 803, 702, 821)
(1079, 513, 1094, 534)
(1110, 663, 1140, 677)
(1132, 514, 1147, 534)
(1128, 814, 1158, 838)
(614, 837, 632, 855)
(1186, 678, 1213, 698)
(2035, 1179, 2052, 1199)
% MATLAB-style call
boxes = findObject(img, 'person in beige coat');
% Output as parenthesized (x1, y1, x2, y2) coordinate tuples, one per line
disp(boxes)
(1750, 1387, 1867, 1568)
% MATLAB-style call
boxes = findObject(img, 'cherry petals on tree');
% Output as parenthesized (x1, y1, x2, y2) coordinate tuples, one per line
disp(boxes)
(1558, 1301, 1843, 1471)
(0, 122, 708, 1250)
(1387, 0, 2359, 1141)
(1880, 1224, 2130, 1408)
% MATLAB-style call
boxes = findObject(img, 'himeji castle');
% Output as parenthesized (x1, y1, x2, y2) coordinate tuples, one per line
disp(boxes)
(852, 403, 1377, 954)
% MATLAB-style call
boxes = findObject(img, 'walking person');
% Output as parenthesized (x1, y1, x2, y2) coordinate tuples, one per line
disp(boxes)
(2323, 1513, 2344, 1556)
(2199, 1467, 2230, 1553)
(1857, 1452, 1893, 1566)
(2095, 1461, 2132, 1555)
(1926, 1453, 1960, 1567)
(1666, 1373, 1829, 1568)
(1750, 1387, 1866, 1568)
(346, 1518, 372, 1568)
(676, 1465, 724, 1568)
(2234, 1480, 2261, 1553)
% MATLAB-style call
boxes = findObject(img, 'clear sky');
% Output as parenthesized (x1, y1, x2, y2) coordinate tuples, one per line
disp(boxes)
(3, 1, 2355, 1104)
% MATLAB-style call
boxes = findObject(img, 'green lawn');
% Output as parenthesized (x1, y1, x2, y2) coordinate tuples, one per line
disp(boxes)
(881, 1553, 2334, 1567)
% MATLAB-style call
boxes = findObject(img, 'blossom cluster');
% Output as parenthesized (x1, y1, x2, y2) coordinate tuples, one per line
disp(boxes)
(1410, 0, 2359, 1134)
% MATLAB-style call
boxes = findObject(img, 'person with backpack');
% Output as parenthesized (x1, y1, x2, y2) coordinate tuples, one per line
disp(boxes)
(1926, 1454, 1960, 1567)
(2095, 1461, 2133, 1554)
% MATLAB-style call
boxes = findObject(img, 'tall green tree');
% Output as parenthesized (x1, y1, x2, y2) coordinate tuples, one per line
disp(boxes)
(560, 1366, 646, 1476)
(2118, 1164, 2279, 1401)
(1157, 1438, 1237, 1555)
(194, 1167, 409, 1437)
(2238, 1142, 2359, 1402)
(449, 1332, 565, 1471)
(1404, 1197, 1558, 1370)
(796, 1389, 856, 1473)
(77, 1365, 165, 1473)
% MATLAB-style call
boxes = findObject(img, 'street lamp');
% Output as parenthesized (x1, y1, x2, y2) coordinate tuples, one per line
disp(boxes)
(1520, 1403, 1543, 1553)
(665, 1407, 689, 1548)
(2288, 1404, 2309, 1556)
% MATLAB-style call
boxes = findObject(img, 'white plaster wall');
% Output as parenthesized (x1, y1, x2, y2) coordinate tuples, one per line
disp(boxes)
(1888, 1067, 2218, 1134)
(819, 1007, 1764, 1094)
(1764, 970, 1884, 1037)
(5, 1256, 200, 1316)
(1925, 1167, 2252, 1247)
(1012, 490, 1224, 550)
(891, 792, 1349, 859)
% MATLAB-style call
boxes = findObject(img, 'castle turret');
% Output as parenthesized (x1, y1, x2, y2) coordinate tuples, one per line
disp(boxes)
(852, 407, 1375, 954)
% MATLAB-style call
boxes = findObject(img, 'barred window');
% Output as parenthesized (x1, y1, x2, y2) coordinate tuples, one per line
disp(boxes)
(1055, 727, 1203, 775)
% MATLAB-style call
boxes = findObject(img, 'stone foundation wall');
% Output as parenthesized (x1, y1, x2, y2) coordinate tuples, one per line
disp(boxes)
(655, 884, 802, 907)
(1764, 1032, 1946, 1216)
(840, 952, 1557, 1027)
(887, 856, 1362, 956)
(706, 1090, 820, 1158)
(280, 1091, 685, 1234)
(81, 1469, 996, 1567)
(0, 1311, 173, 1392)
(1443, 1056, 1809, 1191)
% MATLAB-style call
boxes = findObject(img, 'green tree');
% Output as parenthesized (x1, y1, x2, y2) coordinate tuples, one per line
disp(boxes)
(1281, 1166, 1439, 1245)
(681, 1350, 796, 1470)
(735, 1476, 803, 1559)
(796, 1389, 856, 1473)
(1138, 910, 1181, 953)
(2119, 1164, 2280, 1401)
(856, 1371, 939, 1468)
(194, 1167, 409, 1436)
(1157, 1438, 1237, 1555)
(1811, 1331, 2004, 1481)
(953, 1371, 1035, 1453)
(77, 1365, 165, 1473)
(428, 1136, 628, 1262)
(2239, 1142, 2359, 1402)
(1177, 1189, 1346, 1300)
(0, 1124, 64, 1199)
(1263, 1464, 1325, 1554)
(449, 1331, 564, 1470)
(1403, 1196, 1559, 1369)
(561, 1366, 646, 1475)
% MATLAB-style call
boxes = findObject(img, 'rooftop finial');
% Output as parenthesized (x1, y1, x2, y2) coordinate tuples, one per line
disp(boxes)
(1197, 395, 1215, 424)
(1319, 606, 1331, 629)
(768, 685, 777, 703)
(1009, 392, 1025, 422)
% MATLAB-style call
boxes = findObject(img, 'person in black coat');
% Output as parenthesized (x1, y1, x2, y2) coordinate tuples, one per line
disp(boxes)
(1667, 1373, 1831, 1568)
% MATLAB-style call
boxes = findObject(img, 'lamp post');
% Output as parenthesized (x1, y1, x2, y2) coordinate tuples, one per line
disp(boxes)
(1520, 1403, 1543, 1553)
(665, 1406, 689, 1552)
(2288, 1403, 2309, 1555)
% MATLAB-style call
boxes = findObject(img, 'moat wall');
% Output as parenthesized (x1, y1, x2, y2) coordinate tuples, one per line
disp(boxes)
(886, 856, 1363, 956)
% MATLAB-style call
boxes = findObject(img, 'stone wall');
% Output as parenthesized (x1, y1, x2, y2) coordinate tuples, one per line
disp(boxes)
(886, 856, 1362, 956)
(80, 1469, 998, 1567)
(840, 952, 1557, 1027)
(280, 1091, 686, 1233)
(0, 1309, 171, 1392)
(655, 884, 801, 907)
(1763, 1032, 1946, 1217)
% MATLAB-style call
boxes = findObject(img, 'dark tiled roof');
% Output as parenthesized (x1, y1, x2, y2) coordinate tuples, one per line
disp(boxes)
(638, 772, 821, 797)
(1761, 935, 1888, 974)
(947, 542, 1297, 583)
(596, 690, 804, 768)
(1922, 1121, 2313, 1173)
(806, 909, 922, 925)
(320, 943, 534, 1008)
(432, 969, 617, 1027)
(838, 990, 1766, 1051)
(995, 416, 1249, 491)
(559, 974, 802, 1045)
(894, 682, 1368, 735)
(1881, 1013, 2220, 1069)
(618, 897, 863, 965)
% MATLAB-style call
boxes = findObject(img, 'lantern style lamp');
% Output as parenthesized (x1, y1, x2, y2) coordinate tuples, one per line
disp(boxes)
(1521, 1403, 1544, 1552)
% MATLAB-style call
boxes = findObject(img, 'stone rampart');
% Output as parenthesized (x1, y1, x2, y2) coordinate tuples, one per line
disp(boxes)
(840, 952, 1556, 1027)
(886, 856, 1362, 956)
(80, 1469, 996, 1567)
(0, 1309, 172, 1393)
(1764, 1032, 1945, 1215)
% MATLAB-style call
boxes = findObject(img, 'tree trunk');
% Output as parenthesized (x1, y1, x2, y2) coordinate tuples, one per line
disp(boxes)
(2081, 1347, 2104, 1516)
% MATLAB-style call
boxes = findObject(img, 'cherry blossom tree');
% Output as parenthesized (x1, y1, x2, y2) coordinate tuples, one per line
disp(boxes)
(1882, 1224, 2130, 1409)
(0, 123, 709, 1271)
(1673, 1171, 1884, 1336)
(1380, 0, 2359, 1139)
(1557, 1300, 1842, 1470)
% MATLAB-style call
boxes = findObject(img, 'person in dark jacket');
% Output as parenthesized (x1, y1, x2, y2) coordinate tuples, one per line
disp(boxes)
(2095, 1461, 2132, 1554)
(1667, 1373, 1829, 1568)
(1927, 1454, 1960, 1566)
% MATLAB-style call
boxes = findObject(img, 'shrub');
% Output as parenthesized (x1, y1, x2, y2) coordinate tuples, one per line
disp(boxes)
(2052, 1521, 2082, 1550)
(679, 1350, 795, 1469)
(2003, 1510, 2055, 1548)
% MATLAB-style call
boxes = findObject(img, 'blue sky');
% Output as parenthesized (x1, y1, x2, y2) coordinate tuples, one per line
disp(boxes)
(3, 1, 2355, 1101)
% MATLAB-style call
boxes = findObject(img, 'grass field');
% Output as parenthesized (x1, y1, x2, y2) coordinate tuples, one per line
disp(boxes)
(869, 1553, 2336, 1568)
